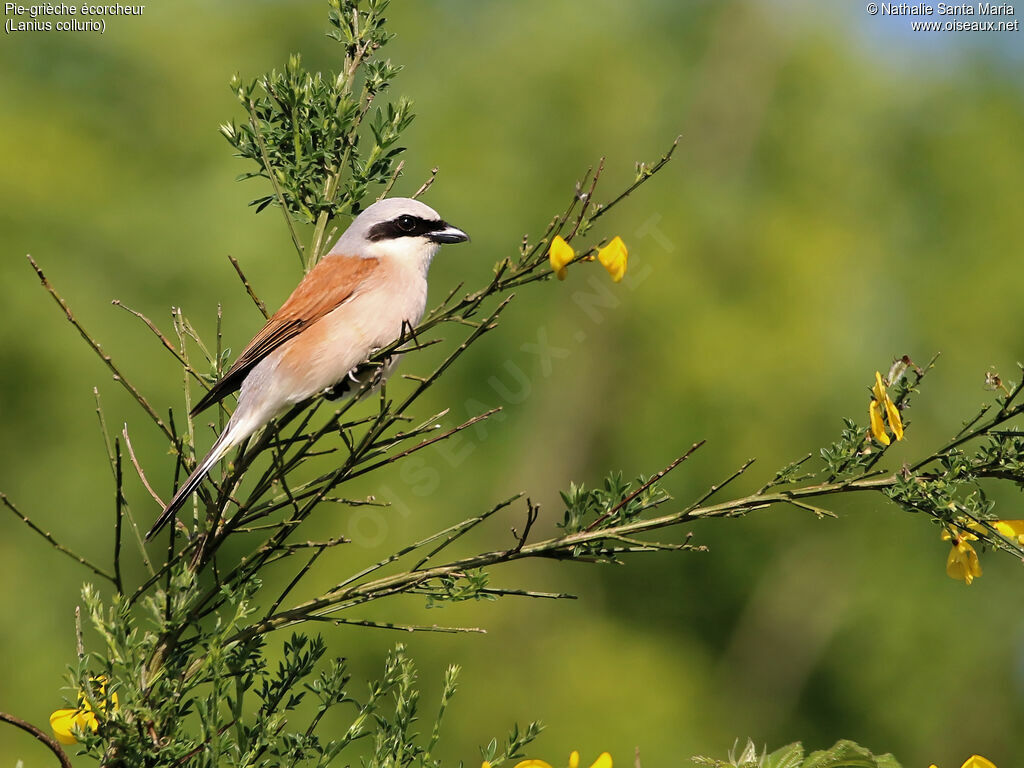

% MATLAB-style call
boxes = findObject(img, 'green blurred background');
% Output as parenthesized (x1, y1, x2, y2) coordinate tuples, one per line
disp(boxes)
(2, 1, 1023, 765)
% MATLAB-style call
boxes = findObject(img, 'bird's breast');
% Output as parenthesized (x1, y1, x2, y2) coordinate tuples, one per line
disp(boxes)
(346, 260, 429, 345)
(273, 260, 428, 402)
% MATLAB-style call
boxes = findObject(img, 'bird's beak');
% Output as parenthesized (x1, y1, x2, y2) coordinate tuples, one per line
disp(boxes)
(428, 222, 470, 244)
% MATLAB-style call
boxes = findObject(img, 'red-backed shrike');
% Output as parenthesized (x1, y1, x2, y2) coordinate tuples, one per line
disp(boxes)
(146, 198, 469, 540)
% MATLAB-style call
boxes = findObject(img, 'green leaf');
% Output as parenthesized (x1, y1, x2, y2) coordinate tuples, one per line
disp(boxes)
(765, 742, 805, 768)
(803, 740, 902, 768)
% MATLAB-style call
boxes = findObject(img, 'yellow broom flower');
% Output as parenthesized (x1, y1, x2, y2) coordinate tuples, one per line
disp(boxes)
(929, 756, 997, 768)
(50, 678, 118, 745)
(941, 527, 982, 585)
(548, 235, 574, 281)
(869, 370, 904, 445)
(869, 399, 889, 446)
(992, 519, 1024, 544)
(500, 751, 612, 768)
(596, 236, 628, 283)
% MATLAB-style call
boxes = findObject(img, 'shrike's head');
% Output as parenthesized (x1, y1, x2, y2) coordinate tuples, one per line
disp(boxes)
(330, 197, 469, 268)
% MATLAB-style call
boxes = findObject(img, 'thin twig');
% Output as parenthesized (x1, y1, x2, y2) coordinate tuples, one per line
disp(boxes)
(93, 388, 117, 480)
(565, 157, 605, 242)
(413, 167, 439, 199)
(310, 616, 485, 634)
(783, 498, 837, 519)
(227, 255, 270, 319)
(685, 458, 756, 512)
(112, 300, 206, 384)
(955, 405, 991, 440)
(589, 135, 681, 224)
(378, 159, 405, 200)
(247, 107, 306, 268)
(267, 546, 329, 619)
(27, 256, 174, 442)
(586, 442, 705, 531)
(412, 494, 523, 571)
(0, 711, 72, 768)
(1, 492, 115, 584)
(114, 440, 125, 595)
(346, 409, 501, 481)
(122, 424, 166, 508)
(475, 587, 575, 600)
(604, 532, 697, 552)
(509, 499, 539, 555)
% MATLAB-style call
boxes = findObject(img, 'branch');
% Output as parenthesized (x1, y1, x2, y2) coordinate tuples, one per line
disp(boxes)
(111, 300, 207, 385)
(232, 472, 900, 642)
(27, 256, 175, 442)
(246, 108, 306, 267)
(1, 492, 116, 584)
(122, 423, 166, 508)
(0, 711, 72, 768)
(413, 167, 439, 199)
(227, 254, 270, 319)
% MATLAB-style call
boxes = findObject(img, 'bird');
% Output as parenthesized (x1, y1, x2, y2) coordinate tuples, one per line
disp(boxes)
(146, 197, 469, 540)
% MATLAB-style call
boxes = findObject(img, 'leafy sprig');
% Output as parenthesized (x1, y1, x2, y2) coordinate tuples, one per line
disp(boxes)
(222, 0, 412, 269)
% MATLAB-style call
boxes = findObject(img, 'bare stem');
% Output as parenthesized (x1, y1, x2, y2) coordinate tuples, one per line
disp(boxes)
(246, 109, 306, 267)
(2, 492, 115, 584)
(0, 711, 72, 768)
(227, 255, 270, 319)
(28, 256, 175, 443)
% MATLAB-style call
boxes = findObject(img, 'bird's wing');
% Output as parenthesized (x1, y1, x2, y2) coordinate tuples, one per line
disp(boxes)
(190, 255, 380, 416)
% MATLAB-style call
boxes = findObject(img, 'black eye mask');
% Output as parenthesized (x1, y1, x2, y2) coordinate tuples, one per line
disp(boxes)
(367, 215, 447, 242)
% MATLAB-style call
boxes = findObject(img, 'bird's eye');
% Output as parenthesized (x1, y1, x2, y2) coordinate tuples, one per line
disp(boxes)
(396, 215, 416, 232)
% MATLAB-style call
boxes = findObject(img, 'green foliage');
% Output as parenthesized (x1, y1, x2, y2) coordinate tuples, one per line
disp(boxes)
(423, 569, 495, 608)
(559, 473, 666, 532)
(819, 359, 923, 481)
(478, 721, 545, 767)
(68, 578, 486, 768)
(884, 365, 1024, 555)
(221, 0, 412, 268)
(819, 417, 877, 480)
(692, 739, 901, 768)
(557, 472, 673, 557)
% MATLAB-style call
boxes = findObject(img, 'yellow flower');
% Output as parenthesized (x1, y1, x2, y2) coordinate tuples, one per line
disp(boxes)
(50, 678, 118, 745)
(992, 519, 1024, 544)
(941, 527, 978, 546)
(943, 517, 1024, 585)
(869, 399, 889, 446)
(929, 756, 997, 768)
(548, 235, 574, 281)
(506, 752, 611, 768)
(597, 236, 628, 283)
(869, 371, 904, 445)
(942, 527, 982, 585)
(50, 707, 97, 745)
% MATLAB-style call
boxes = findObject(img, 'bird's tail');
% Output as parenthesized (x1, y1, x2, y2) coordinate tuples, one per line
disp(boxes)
(146, 418, 249, 541)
